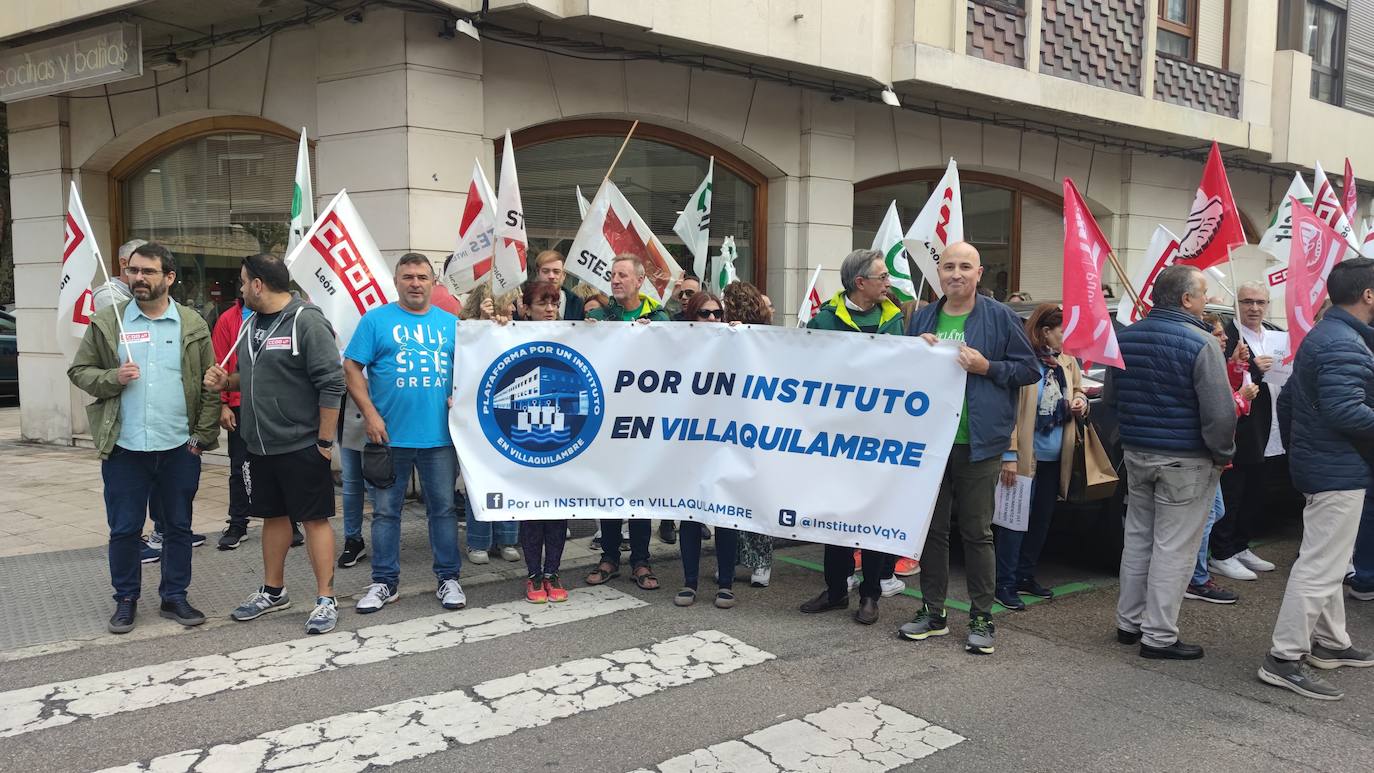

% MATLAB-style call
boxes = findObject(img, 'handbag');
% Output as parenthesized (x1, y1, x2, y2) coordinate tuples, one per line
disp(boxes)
(1068, 419, 1118, 502)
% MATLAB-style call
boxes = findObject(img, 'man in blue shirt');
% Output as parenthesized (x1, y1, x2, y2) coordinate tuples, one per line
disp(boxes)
(344, 253, 465, 613)
(68, 243, 220, 634)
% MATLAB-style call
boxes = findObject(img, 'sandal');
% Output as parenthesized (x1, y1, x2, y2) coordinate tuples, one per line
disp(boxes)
(632, 565, 660, 590)
(714, 589, 737, 609)
(585, 562, 619, 585)
(674, 587, 696, 607)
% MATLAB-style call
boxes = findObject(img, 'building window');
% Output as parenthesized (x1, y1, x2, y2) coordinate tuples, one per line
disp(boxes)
(112, 118, 309, 325)
(852, 172, 1064, 302)
(1305, 0, 1345, 104)
(504, 120, 766, 290)
(1157, 0, 1196, 59)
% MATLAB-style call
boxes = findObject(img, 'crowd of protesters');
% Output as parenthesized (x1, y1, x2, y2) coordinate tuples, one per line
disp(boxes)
(67, 239, 1374, 703)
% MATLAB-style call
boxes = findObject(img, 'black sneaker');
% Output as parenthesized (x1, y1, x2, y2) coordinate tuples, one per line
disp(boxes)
(218, 524, 247, 551)
(291, 525, 305, 547)
(1017, 579, 1054, 599)
(337, 537, 367, 568)
(658, 521, 677, 544)
(1258, 654, 1343, 700)
(159, 598, 207, 627)
(1184, 579, 1238, 604)
(190, 532, 207, 548)
(995, 587, 1026, 611)
(108, 598, 137, 634)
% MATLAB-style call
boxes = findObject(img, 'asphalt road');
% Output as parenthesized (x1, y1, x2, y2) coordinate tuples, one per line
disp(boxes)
(1, 531, 1371, 773)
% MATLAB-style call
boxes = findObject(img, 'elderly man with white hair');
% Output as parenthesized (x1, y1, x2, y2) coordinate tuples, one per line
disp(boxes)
(91, 238, 148, 311)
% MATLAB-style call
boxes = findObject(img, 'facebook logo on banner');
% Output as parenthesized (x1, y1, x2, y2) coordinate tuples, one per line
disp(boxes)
(778, 509, 796, 527)
(487, 493, 504, 510)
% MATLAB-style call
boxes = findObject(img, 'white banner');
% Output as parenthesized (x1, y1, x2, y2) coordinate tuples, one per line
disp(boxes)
(448, 323, 966, 557)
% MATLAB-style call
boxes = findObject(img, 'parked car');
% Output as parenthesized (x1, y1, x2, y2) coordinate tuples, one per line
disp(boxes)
(0, 310, 16, 395)
(1006, 301, 1291, 571)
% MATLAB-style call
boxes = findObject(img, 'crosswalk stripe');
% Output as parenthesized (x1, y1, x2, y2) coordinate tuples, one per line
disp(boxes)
(94, 629, 774, 773)
(627, 696, 965, 772)
(0, 586, 645, 739)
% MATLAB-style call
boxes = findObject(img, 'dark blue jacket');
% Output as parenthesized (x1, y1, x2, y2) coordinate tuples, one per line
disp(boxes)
(908, 296, 1040, 462)
(1106, 307, 1236, 465)
(1277, 307, 1374, 494)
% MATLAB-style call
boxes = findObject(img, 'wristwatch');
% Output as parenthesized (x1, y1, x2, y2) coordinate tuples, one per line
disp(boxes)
(316, 439, 335, 449)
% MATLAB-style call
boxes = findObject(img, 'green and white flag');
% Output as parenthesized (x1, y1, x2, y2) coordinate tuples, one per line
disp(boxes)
(871, 200, 916, 302)
(287, 127, 314, 256)
(714, 235, 738, 293)
(674, 157, 713, 280)
(1258, 172, 1313, 265)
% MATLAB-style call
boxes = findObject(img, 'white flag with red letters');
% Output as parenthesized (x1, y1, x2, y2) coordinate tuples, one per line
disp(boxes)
(445, 161, 498, 294)
(796, 265, 825, 328)
(57, 182, 101, 358)
(901, 158, 963, 298)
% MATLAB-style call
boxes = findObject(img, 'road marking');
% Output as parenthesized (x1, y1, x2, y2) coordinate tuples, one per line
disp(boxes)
(94, 630, 774, 773)
(627, 696, 965, 772)
(0, 586, 645, 739)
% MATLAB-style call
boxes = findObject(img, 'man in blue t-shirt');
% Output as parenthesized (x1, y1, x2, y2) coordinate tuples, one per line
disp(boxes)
(343, 253, 463, 613)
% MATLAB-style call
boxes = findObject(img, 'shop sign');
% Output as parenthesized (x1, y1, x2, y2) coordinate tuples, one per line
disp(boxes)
(0, 23, 141, 103)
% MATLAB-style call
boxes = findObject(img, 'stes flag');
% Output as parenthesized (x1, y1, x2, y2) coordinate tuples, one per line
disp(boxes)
(287, 127, 314, 256)
(1313, 161, 1361, 251)
(872, 201, 917, 303)
(57, 182, 102, 358)
(1176, 142, 1247, 270)
(445, 161, 499, 293)
(673, 158, 713, 280)
(796, 265, 825, 328)
(1062, 178, 1125, 369)
(1286, 198, 1353, 361)
(901, 158, 963, 298)
(284, 189, 398, 348)
(490, 130, 528, 294)
(567, 179, 683, 301)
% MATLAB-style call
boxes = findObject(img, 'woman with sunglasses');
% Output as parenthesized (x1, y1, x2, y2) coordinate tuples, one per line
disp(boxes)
(673, 290, 740, 609)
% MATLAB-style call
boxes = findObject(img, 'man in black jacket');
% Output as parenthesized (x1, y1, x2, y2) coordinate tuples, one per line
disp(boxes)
(1262, 258, 1374, 700)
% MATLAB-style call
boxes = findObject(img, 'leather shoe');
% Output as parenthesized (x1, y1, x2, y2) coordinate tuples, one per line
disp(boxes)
(160, 598, 207, 627)
(1117, 628, 1141, 645)
(108, 598, 137, 634)
(1140, 640, 1204, 660)
(854, 597, 879, 625)
(799, 590, 848, 614)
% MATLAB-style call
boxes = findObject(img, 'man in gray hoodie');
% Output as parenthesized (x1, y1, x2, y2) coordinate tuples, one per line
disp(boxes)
(205, 253, 346, 635)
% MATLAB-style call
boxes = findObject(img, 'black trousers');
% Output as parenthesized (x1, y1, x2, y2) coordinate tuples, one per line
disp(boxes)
(226, 406, 251, 529)
(1213, 460, 1266, 561)
(823, 546, 892, 602)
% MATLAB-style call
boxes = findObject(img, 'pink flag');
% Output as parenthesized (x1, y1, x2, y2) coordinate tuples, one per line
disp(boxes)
(1177, 142, 1247, 271)
(1286, 198, 1352, 362)
(1062, 179, 1125, 369)
(1344, 158, 1359, 222)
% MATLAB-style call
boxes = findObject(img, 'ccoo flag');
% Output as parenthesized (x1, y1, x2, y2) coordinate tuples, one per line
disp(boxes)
(1062, 178, 1124, 369)
(673, 157, 713, 280)
(1285, 198, 1353, 361)
(287, 127, 314, 256)
(872, 201, 917, 303)
(1176, 142, 1247, 271)
(284, 189, 398, 348)
(568, 179, 683, 302)
(901, 158, 963, 298)
(57, 182, 102, 358)
(796, 265, 825, 328)
(491, 130, 528, 294)
(445, 161, 499, 294)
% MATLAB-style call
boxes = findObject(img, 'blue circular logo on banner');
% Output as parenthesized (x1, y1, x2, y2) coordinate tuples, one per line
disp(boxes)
(477, 341, 604, 467)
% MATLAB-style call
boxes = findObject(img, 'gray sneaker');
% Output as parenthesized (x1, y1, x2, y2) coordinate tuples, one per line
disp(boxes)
(966, 615, 995, 656)
(1307, 643, 1374, 670)
(898, 607, 949, 641)
(1258, 654, 1343, 700)
(305, 596, 338, 635)
(230, 587, 291, 621)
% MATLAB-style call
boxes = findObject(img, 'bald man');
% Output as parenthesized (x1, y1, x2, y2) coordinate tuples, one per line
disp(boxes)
(899, 242, 1039, 655)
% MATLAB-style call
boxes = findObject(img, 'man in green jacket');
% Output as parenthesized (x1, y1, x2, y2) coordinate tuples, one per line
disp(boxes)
(68, 243, 220, 635)
(586, 254, 671, 323)
(800, 248, 905, 625)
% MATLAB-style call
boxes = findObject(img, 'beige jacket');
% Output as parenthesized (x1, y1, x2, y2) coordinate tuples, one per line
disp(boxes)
(1006, 353, 1087, 499)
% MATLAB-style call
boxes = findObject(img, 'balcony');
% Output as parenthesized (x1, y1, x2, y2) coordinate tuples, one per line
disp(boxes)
(1154, 53, 1241, 119)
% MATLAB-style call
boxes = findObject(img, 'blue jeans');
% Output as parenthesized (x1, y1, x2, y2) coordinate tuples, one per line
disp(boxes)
(994, 460, 1060, 593)
(466, 490, 519, 549)
(339, 447, 376, 541)
(1192, 484, 1226, 586)
(370, 446, 461, 586)
(103, 445, 201, 601)
(1352, 488, 1374, 592)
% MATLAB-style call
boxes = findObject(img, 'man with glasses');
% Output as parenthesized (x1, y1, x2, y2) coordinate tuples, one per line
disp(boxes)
(1210, 282, 1285, 581)
(68, 243, 220, 634)
(799, 249, 907, 626)
(669, 274, 702, 321)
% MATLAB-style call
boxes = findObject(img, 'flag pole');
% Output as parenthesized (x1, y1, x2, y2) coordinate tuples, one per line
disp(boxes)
(1104, 248, 1147, 322)
(91, 245, 133, 363)
(217, 312, 256, 368)
(604, 120, 640, 182)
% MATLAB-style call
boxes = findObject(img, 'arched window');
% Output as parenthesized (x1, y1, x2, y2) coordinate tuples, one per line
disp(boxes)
(853, 171, 1064, 302)
(505, 120, 767, 291)
(111, 117, 312, 323)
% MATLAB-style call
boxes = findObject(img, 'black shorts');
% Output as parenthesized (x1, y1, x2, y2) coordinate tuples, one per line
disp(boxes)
(245, 446, 334, 523)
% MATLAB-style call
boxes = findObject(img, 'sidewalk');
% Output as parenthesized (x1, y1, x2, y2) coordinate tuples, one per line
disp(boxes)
(0, 407, 683, 656)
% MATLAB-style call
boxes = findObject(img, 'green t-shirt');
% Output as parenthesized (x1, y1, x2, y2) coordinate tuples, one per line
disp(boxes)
(847, 303, 883, 332)
(936, 310, 971, 444)
(616, 301, 645, 321)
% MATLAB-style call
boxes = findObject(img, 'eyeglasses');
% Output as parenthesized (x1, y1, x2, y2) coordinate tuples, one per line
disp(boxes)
(696, 308, 723, 319)
(125, 267, 164, 278)
(1238, 299, 1268, 306)
(862, 272, 891, 282)
(678, 289, 696, 299)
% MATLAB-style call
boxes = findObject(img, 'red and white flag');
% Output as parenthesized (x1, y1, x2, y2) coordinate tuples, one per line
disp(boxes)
(567, 179, 683, 302)
(1176, 142, 1247, 271)
(445, 161, 498, 294)
(1344, 158, 1359, 223)
(901, 158, 963, 298)
(1116, 224, 1180, 326)
(491, 130, 528, 294)
(1314, 161, 1361, 251)
(57, 182, 102, 358)
(1062, 178, 1124, 369)
(796, 265, 825, 328)
(1286, 198, 1352, 362)
(284, 189, 398, 349)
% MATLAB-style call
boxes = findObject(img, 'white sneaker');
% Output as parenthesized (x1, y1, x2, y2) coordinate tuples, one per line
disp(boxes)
(847, 574, 860, 592)
(1209, 556, 1258, 581)
(438, 579, 466, 610)
(305, 597, 337, 635)
(468, 549, 490, 564)
(1236, 549, 1276, 572)
(750, 567, 771, 588)
(146, 530, 164, 550)
(355, 582, 396, 613)
(880, 577, 906, 597)
(499, 545, 521, 562)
